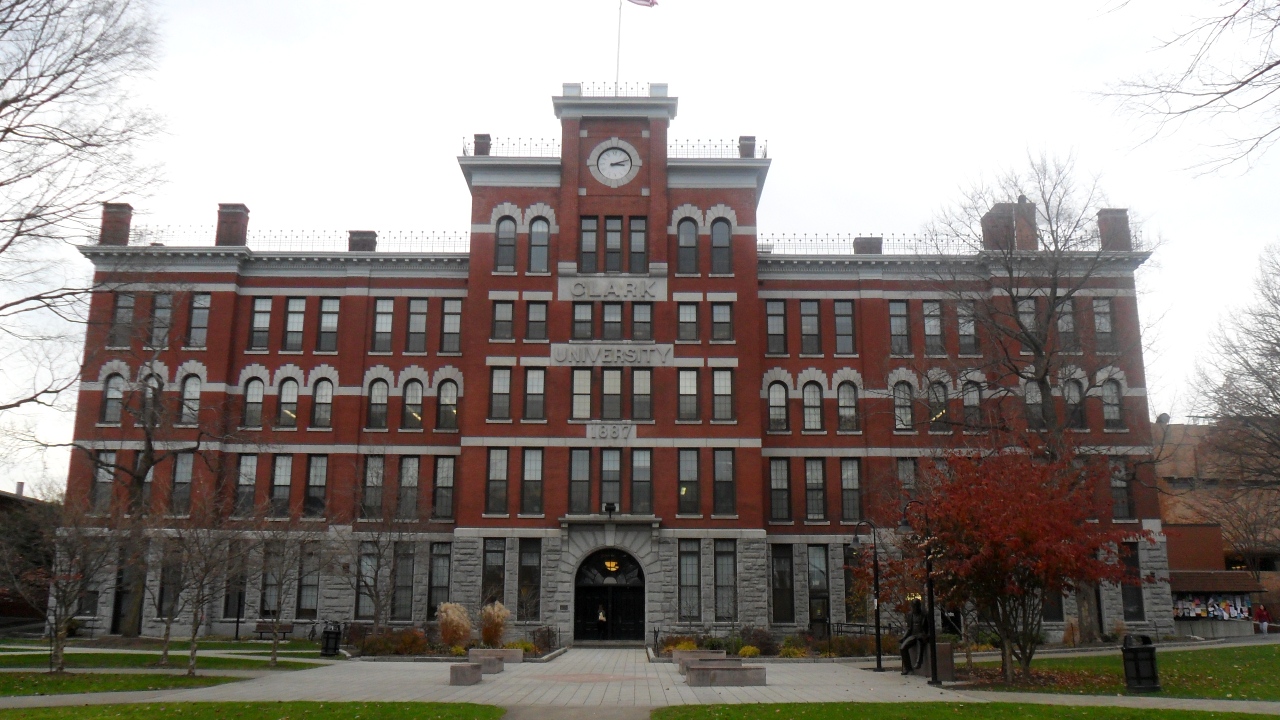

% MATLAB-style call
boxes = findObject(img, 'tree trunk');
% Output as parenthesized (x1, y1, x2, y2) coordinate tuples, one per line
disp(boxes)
(186, 605, 202, 677)
(1000, 640, 1014, 684)
(1075, 583, 1101, 644)
(270, 625, 280, 667)
(159, 616, 173, 665)
(52, 621, 67, 673)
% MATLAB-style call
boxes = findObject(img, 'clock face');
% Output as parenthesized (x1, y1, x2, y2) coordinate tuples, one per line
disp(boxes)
(596, 147, 633, 181)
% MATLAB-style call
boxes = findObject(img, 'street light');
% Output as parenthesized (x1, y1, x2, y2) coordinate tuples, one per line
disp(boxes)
(899, 500, 941, 687)
(852, 519, 884, 672)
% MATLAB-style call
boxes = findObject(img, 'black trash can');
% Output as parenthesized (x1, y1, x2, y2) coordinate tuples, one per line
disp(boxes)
(320, 621, 342, 658)
(1121, 635, 1160, 692)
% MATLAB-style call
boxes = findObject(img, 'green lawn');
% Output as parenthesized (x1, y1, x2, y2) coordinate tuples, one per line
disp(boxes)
(968, 643, 1280, 701)
(0, 672, 239, 697)
(71, 639, 320, 652)
(0, 652, 316, 671)
(0, 702, 503, 720)
(653, 703, 1269, 720)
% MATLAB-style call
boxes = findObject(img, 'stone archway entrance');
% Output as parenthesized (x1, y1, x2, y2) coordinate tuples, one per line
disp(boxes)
(574, 548, 645, 641)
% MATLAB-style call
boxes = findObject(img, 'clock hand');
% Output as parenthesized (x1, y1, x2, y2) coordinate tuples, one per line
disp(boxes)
(611, 160, 628, 167)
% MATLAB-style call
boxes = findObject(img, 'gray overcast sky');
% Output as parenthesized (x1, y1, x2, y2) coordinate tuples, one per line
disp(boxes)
(13, 0, 1279, 494)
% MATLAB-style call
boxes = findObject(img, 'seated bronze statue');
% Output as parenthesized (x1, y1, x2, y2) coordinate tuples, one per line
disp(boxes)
(899, 599, 929, 675)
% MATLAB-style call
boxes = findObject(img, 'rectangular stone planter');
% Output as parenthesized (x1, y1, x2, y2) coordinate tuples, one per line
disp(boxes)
(478, 655, 504, 674)
(450, 663, 482, 685)
(686, 664, 766, 687)
(469, 648, 524, 663)
(672, 649, 727, 674)
(683, 657, 743, 675)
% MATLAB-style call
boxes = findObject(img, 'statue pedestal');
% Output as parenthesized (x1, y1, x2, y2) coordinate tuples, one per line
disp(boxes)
(905, 642, 955, 682)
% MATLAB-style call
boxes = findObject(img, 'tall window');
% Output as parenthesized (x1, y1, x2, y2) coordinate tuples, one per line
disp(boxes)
(518, 538, 542, 622)
(678, 370, 699, 420)
(677, 219, 698, 274)
(714, 539, 737, 621)
(711, 303, 733, 341)
(234, 455, 256, 517)
(1121, 542, 1145, 621)
(1017, 298, 1037, 348)
(579, 217, 598, 273)
(678, 539, 701, 621)
(149, 293, 172, 348)
(805, 458, 826, 520)
(261, 542, 283, 617)
(529, 218, 549, 273)
(629, 217, 647, 272)
(244, 379, 265, 427)
(678, 449, 699, 514)
(171, 453, 193, 515)
(834, 300, 855, 354)
(632, 303, 652, 340)
(1103, 380, 1124, 429)
(1094, 298, 1115, 352)
(482, 538, 505, 606)
(889, 301, 910, 355)
(1110, 457, 1134, 519)
(157, 545, 182, 619)
(489, 368, 511, 419)
(572, 369, 592, 419)
(923, 301, 943, 355)
(372, 298, 394, 351)
(752, 459, 784, 525)
(677, 303, 698, 341)
(305, 455, 327, 518)
(897, 458, 917, 492)
(521, 448, 543, 515)
(837, 382, 858, 431)
(768, 382, 789, 431)
(141, 374, 163, 428)
(710, 219, 732, 274)
(277, 379, 299, 428)
(361, 455, 384, 519)
(524, 368, 545, 420)
(602, 303, 623, 340)
(312, 380, 333, 428)
(433, 457, 455, 519)
(1024, 381, 1046, 430)
(631, 449, 652, 514)
(108, 292, 134, 347)
(186, 293, 210, 348)
(802, 382, 823, 431)
(180, 376, 201, 425)
(436, 380, 458, 429)
(355, 541, 376, 619)
(712, 370, 734, 421)
(928, 382, 949, 432)
(1058, 299, 1078, 352)
(569, 449, 590, 514)
(391, 543, 414, 621)
(402, 380, 424, 429)
(772, 544, 795, 623)
(223, 542, 246, 619)
(526, 301, 547, 340)
(573, 303, 593, 340)
(602, 369, 622, 420)
(440, 299, 462, 353)
(405, 298, 427, 352)
(958, 301, 977, 354)
(492, 301, 514, 340)
(317, 298, 340, 351)
(102, 374, 125, 423)
(800, 301, 821, 354)
(397, 456, 419, 520)
(601, 448, 621, 510)
(495, 217, 516, 271)
(270, 455, 292, 518)
(486, 448, 508, 515)
(91, 451, 115, 513)
(808, 545, 830, 623)
(604, 217, 623, 271)
(632, 369, 652, 420)
(766, 300, 787, 354)
(1065, 380, 1086, 429)
(249, 297, 271, 350)
(893, 382, 913, 430)
(963, 381, 982, 427)
(283, 298, 305, 351)
(713, 449, 735, 515)
(841, 459, 861, 521)
(428, 543, 451, 618)
(367, 380, 389, 428)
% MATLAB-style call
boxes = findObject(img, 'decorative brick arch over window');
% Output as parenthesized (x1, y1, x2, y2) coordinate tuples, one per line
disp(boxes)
(95, 359, 132, 386)
(669, 204, 704, 234)
(397, 366, 431, 396)
(305, 364, 340, 394)
(704, 204, 739, 235)
(273, 363, 305, 391)
(795, 368, 830, 399)
(430, 365, 464, 397)
(759, 367, 795, 398)
(1093, 366, 1130, 396)
(886, 367, 921, 395)
(924, 368, 955, 395)
(361, 366, 396, 396)
(173, 360, 209, 387)
(483, 202, 523, 233)
(830, 368, 864, 395)
(523, 203, 559, 233)
(136, 360, 170, 388)
(234, 364, 271, 395)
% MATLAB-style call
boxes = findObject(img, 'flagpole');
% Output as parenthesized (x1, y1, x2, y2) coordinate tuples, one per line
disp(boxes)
(615, 0, 622, 91)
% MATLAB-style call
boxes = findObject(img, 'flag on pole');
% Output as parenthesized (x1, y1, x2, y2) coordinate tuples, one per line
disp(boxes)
(626, 0, 657, 6)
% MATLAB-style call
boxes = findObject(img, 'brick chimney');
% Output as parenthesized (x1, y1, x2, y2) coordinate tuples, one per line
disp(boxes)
(99, 203, 133, 246)
(854, 236, 883, 254)
(1014, 195, 1037, 251)
(1097, 208, 1132, 251)
(348, 230, 377, 252)
(474, 134, 491, 156)
(215, 204, 250, 246)
(738, 136, 756, 158)
(981, 196, 1038, 251)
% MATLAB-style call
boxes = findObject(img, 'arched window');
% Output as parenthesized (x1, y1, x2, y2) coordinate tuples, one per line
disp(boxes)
(529, 217, 549, 273)
(402, 380, 423, 429)
(367, 380, 389, 429)
(837, 382, 859, 431)
(928, 382, 949, 432)
(102, 374, 125, 423)
(767, 382, 789, 431)
(437, 380, 458, 430)
(1102, 380, 1124, 429)
(1024, 381, 1045, 430)
(141, 374, 163, 427)
(710, 219, 732, 274)
(180, 376, 201, 425)
(802, 382, 823, 431)
(677, 219, 698, 274)
(1065, 379, 1086, 429)
(243, 378, 264, 427)
(277, 379, 299, 428)
(893, 382, 914, 430)
(311, 379, 333, 428)
(962, 381, 982, 427)
(495, 217, 516, 272)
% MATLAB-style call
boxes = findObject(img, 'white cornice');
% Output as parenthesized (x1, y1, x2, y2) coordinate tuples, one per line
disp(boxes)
(552, 95, 678, 120)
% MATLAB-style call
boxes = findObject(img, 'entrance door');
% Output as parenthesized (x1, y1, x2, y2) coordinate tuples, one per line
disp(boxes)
(574, 548, 645, 641)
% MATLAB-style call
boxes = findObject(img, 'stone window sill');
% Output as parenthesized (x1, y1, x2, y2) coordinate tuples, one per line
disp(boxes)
(368, 352, 393, 356)
(486, 419, 513, 424)
(481, 513, 510, 519)
(399, 428, 424, 433)
(403, 351, 429, 356)
(245, 349, 269, 355)
(802, 430, 827, 436)
(438, 352, 462, 357)
(675, 340, 702, 345)
(710, 514, 739, 520)
(675, 420, 702, 425)
(279, 350, 303, 355)
(434, 428, 459, 434)
(834, 353, 859, 359)
(710, 419, 737, 425)
(893, 430, 918, 435)
(96, 422, 122, 428)
(314, 351, 339, 356)
(768, 520, 794, 526)
(767, 430, 791, 435)
(524, 339, 550, 344)
(765, 354, 790, 359)
(180, 347, 207, 352)
(526, 272, 552, 277)
(673, 274, 701, 278)
(490, 338, 516, 344)
(836, 430, 863, 436)
(799, 354, 824, 359)
(363, 428, 389, 433)
(1104, 428, 1130, 433)
(492, 271, 518, 276)
(804, 520, 831, 526)
(307, 427, 333, 432)
(710, 339, 736, 345)
(517, 514, 546, 519)
(675, 514, 704, 519)
(522, 419, 548, 424)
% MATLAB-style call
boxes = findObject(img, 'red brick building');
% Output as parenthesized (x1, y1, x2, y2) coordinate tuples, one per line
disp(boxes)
(68, 83, 1172, 641)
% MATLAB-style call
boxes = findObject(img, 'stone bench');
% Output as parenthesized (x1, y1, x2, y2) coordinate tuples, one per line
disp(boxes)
(478, 655, 504, 674)
(672, 649, 726, 673)
(682, 657, 743, 675)
(469, 648, 523, 663)
(686, 664, 766, 687)
(450, 663, 482, 685)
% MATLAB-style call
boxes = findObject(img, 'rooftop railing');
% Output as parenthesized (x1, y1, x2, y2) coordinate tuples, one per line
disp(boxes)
(757, 232, 1147, 256)
(125, 227, 471, 254)
(576, 82, 654, 97)
(460, 137, 561, 158)
(668, 139, 767, 159)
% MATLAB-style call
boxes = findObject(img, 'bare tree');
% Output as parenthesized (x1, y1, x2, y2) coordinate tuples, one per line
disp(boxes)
(246, 521, 325, 667)
(1189, 481, 1280, 580)
(328, 515, 414, 639)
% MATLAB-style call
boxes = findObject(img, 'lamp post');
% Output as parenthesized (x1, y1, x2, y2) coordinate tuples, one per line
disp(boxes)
(900, 500, 941, 687)
(853, 519, 884, 672)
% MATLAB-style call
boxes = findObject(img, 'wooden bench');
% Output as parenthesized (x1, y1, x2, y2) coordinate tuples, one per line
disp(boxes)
(254, 622, 294, 640)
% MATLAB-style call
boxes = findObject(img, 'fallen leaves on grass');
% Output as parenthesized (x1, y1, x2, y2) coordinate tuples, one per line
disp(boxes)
(956, 666, 1125, 694)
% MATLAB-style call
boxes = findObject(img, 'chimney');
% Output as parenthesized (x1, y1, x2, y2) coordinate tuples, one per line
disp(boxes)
(473, 134, 491, 157)
(854, 236, 883, 255)
(99, 203, 133, 246)
(14, 481, 23, 498)
(562, 82, 582, 97)
(1014, 195, 1037, 250)
(981, 196, 1038, 251)
(215, 204, 250, 246)
(738, 136, 756, 159)
(1097, 208, 1132, 251)
(649, 82, 668, 97)
(348, 230, 377, 252)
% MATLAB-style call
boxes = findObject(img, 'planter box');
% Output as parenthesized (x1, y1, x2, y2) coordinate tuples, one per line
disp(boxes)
(672, 649, 726, 673)
(1174, 619, 1255, 639)
(478, 656, 504, 674)
(682, 657, 743, 675)
(469, 648, 524, 663)
(686, 664, 766, 687)
(449, 663, 482, 686)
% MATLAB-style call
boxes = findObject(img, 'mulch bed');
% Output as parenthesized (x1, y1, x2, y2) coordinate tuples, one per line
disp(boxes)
(955, 666, 1124, 694)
